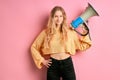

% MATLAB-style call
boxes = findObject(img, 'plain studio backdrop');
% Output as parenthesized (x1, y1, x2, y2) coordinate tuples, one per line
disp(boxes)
(0, 0, 120, 80)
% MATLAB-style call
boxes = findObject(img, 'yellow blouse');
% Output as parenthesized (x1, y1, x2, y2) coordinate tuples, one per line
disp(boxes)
(31, 28, 92, 69)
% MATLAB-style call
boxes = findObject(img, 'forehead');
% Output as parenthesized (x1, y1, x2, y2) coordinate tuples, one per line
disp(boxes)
(54, 10, 63, 15)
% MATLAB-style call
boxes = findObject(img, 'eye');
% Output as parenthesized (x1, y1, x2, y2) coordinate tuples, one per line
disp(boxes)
(54, 15, 58, 18)
(60, 15, 63, 17)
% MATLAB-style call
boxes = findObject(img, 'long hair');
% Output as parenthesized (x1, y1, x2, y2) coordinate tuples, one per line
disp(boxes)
(44, 6, 68, 48)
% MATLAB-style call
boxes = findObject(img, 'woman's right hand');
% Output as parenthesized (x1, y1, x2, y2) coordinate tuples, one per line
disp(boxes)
(42, 59, 52, 68)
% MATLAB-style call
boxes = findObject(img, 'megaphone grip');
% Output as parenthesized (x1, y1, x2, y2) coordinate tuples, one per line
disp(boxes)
(71, 17, 84, 28)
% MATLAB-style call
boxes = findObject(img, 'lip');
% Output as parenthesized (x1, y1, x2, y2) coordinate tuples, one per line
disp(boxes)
(57, 21, 62, 23)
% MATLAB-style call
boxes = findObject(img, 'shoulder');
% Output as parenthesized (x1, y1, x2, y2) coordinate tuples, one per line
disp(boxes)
(36, 28, 48, 38)
(67, 27, 77, 35)
(66, 26, 80, 39)
(40, 28, 47, 35)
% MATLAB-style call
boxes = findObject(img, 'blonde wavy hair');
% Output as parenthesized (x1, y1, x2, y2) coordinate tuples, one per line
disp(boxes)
(44, 6, 68, 48)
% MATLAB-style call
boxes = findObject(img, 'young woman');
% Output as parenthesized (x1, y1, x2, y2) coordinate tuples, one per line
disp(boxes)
(31, 6, 91, 80)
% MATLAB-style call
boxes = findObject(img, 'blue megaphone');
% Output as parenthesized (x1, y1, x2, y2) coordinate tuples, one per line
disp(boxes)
(71, 3, 99, 29)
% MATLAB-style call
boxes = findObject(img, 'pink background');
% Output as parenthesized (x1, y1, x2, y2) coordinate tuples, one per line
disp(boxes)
(0, 0, 120, 80)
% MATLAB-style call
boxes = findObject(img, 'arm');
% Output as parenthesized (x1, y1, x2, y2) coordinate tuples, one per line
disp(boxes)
(79, 34, 92, 51)
(30, 30, 46, 69)
(73, 28, 92, 51)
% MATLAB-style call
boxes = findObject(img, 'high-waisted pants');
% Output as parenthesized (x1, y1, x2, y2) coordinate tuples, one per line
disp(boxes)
(47, 57, 76, 80)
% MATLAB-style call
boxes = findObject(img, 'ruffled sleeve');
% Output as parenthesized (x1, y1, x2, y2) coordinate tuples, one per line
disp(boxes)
(73, 30, 92, 51)
(30, 30, 46, 69)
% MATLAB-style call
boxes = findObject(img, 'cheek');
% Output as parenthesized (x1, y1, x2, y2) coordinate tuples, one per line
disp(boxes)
(59, 17, 63, 22)
(61, 17, 63, 21)
(53, 18, 57, 22)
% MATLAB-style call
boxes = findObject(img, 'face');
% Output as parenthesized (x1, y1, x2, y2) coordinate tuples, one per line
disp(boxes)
(53, 10, 63, 26)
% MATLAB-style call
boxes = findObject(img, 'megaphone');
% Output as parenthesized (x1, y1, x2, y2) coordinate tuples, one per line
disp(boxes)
(71, 3, 99, 36)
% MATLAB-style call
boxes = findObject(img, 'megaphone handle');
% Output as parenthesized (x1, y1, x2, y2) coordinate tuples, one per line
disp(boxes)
(74, 22, 92, 40)
(74, 28, 89, 36)
(83, 22, 92, 40)
(74, 22, 89, 36)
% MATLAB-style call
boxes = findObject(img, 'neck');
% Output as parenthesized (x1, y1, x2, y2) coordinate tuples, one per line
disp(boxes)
(56, 24, 61, 31)
(56, 24, 61, 28)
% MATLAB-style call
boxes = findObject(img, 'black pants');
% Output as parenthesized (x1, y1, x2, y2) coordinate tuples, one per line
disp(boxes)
(47, 57, 76, 80)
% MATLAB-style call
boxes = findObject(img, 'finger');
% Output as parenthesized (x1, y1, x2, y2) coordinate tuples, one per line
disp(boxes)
(48, 62, 52, 67)
(47, 63, 51, 67)
(48, 61, 52, 66)
(48, 59, 52, 61)
(46, 63, 51, 68)
(46, 65, 49, 68)
(45, 62, 50, 67)
(48, 61, 52, 64)
(44, 62, 50, 68)
(48, 59, 52, 63)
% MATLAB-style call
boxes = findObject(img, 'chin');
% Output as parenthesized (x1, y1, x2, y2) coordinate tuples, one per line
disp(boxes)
(57, 22, 62, 25)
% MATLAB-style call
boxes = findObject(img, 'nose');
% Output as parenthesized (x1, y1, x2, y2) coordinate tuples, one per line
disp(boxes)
(56, 17, 60, 21)
(58, 16, 60, 20)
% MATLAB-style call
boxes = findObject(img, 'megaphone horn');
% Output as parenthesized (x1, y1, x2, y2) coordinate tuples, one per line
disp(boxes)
(71, 3, 99, 29)
(81, 3, 99, 21)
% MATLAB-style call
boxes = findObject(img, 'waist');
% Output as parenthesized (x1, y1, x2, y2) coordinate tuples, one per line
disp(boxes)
(50, 56, 72, 62)
(50, 52, 71, 60)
